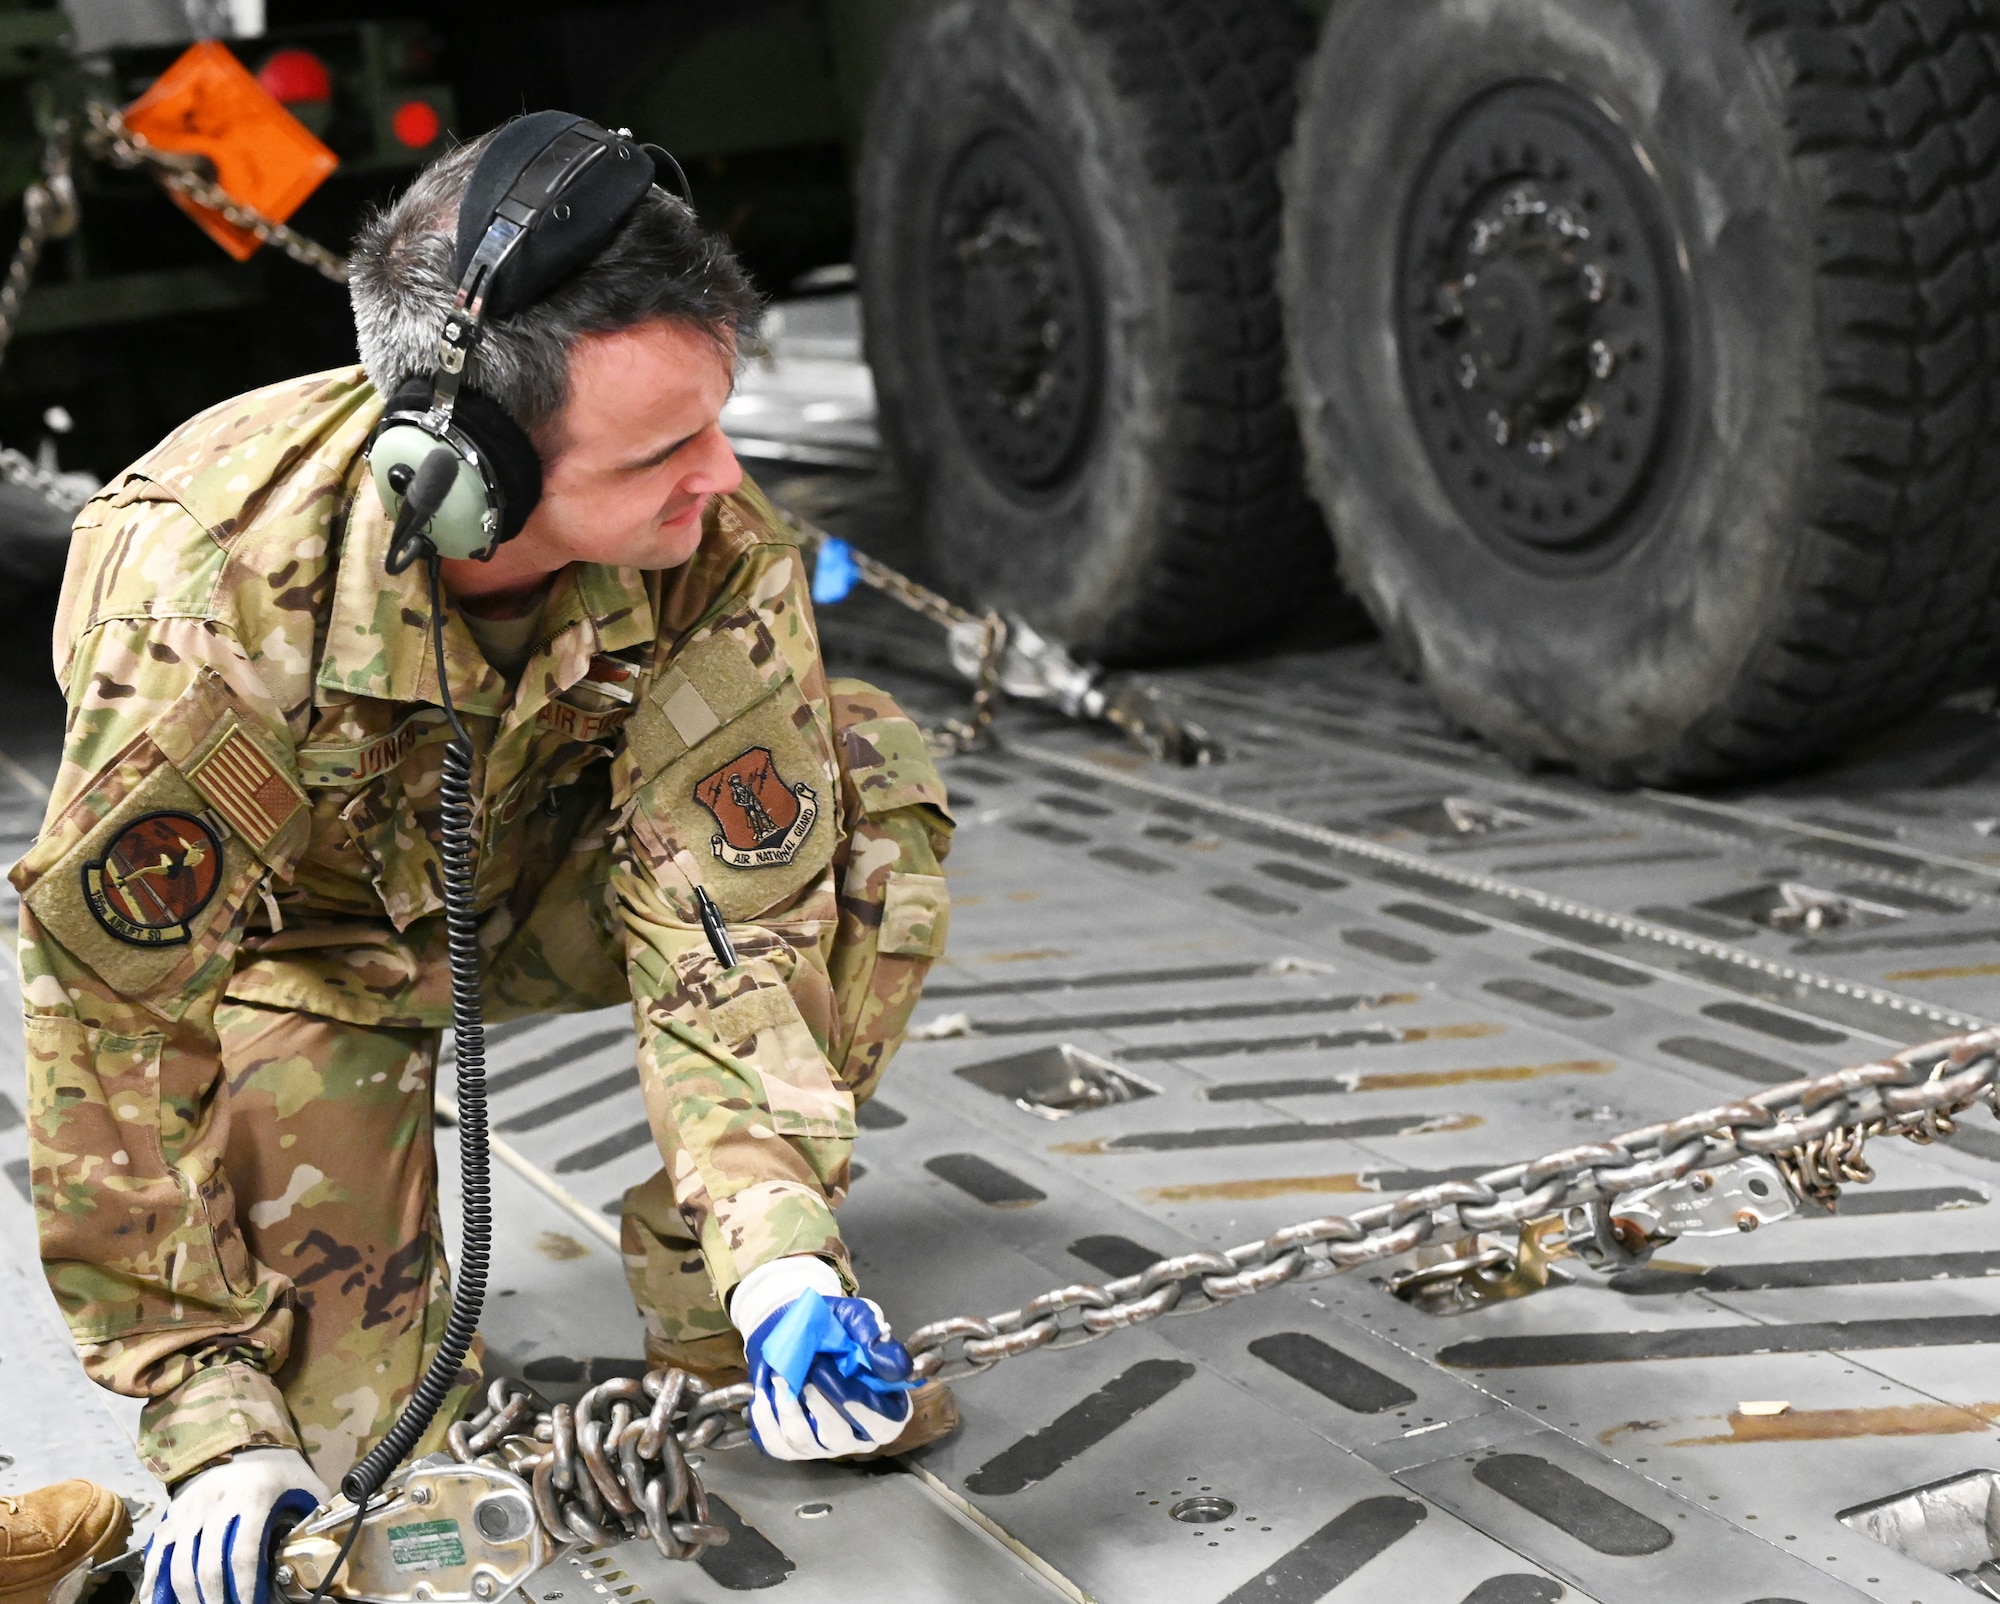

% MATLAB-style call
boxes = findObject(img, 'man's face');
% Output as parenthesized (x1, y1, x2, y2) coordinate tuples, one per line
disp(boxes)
(518, 316, 743, 572)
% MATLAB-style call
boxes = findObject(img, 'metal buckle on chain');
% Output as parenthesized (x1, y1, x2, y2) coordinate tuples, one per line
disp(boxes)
(1387, 1214, 1575, 1314)
(1609, 1153, 1799, 1239)
(1389, 1154, 1804, 1315)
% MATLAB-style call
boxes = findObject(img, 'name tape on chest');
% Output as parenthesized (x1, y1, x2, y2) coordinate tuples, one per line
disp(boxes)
(296, 709, 450, 788)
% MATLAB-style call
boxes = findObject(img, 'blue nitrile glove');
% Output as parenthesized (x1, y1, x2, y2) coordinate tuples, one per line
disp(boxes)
(811, 536, 861, 606)
(732, 1256, 915, 1460)
(143, 1448, 326, 1604)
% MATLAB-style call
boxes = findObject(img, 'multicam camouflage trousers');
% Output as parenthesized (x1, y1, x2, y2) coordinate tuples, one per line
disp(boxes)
(211, 1003, 469, 1484)
(210, 1004, 742, 1488)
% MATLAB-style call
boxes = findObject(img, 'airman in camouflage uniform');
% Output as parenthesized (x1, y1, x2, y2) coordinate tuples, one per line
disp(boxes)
(13, 366, 952, 1487)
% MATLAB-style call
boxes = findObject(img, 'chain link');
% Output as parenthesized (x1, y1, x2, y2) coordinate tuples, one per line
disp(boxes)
(0, 120, 75, 370)
(831, 538, 1009, 752)
(0, 122, 97, 516)
(931, 611, 1006, 754)
(448, 1374, 749, 1565)
(82, 102, 350, 283)
(897, 1024, 2000, 1378)
(795, 529, 1219, 761)
(448, 1022, 1999, 1565)
(786, 519, 1010, 751)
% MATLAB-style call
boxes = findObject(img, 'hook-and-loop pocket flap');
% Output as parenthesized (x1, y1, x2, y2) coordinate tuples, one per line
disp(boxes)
(626, 628, 837, 925)
(878, 871, 950, 959)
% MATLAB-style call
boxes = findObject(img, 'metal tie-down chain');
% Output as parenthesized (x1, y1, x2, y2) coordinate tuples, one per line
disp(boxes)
(793, 521, 1218, 763)
(82, 102, 350, 284)
(437, 1023, 2000, 1566)
(0, 120, 76, 367)
(822, 534, 1010, 754)
(0, 108, 350, 520)
(443, 1373, 748, 1564)
(0, 122, 95, 515)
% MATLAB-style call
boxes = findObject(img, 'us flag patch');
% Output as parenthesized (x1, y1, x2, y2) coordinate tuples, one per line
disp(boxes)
(188, 726, 303, 851)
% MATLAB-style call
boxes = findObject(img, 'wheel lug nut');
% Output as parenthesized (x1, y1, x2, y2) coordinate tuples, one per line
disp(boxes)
(1589, 338, 1616, 379)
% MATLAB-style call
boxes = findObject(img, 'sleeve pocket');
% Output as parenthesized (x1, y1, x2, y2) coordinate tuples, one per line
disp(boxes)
(693, 986, 856, 1140)
(879, 871, 950, 959)
(19, 757, 263, 1015)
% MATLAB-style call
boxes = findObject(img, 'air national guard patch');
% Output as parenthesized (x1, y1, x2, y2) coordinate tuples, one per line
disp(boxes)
(694, 747, 819, 869)
(81, 811, 223, 945)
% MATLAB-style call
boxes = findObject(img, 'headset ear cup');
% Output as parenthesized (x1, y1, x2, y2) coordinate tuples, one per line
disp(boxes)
(447, 388, 543, 543)
(371, 380, 544, 558)
(367, 421, 492, 561)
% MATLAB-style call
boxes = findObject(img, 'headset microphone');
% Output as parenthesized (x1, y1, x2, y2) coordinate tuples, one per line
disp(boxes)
(383, 445, 464, 574)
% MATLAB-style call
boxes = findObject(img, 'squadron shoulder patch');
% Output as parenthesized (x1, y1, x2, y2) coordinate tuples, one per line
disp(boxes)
(694, 747, 819, 869)
(81, 811, 223, 946)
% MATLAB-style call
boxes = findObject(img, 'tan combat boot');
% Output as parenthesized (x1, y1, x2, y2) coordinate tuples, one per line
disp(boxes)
(850, 1380, 961, 1461)
(0, 1481, 132, 1604)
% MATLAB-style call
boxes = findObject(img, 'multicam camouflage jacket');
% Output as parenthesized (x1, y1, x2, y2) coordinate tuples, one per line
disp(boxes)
(12, 366, 952, 1482)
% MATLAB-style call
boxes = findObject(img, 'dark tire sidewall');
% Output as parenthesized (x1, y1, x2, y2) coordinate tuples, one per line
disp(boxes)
(858, 0, 1178, 653)
(1284, 0, 1818, 772)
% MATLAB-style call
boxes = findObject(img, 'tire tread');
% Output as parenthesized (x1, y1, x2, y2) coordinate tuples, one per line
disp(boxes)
(1660, 0, 2000, 778)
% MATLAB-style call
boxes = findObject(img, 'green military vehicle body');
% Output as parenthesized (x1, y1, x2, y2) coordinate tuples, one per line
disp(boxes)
(0, 0, 452, 557)
(599, 0, 2000, 788)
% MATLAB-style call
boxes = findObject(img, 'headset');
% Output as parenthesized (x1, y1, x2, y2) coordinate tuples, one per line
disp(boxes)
(310, 113, 696, 1599)
(367, 111, 681, 570)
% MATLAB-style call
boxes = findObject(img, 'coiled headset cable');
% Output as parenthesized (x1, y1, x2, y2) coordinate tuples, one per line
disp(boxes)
(308, 450, 492, 1603)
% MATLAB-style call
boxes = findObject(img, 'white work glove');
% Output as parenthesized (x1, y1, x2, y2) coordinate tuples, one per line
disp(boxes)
(732, 1255, 915, 1461)
(143, 1448, 327, 1604)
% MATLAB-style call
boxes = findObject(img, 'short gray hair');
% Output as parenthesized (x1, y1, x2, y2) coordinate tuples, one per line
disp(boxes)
(349, 126, 762, 446)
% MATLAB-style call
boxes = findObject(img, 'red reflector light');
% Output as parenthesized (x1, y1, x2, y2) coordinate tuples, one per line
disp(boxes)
(392, 99, 441, 149)
(256, 47, 332, 106)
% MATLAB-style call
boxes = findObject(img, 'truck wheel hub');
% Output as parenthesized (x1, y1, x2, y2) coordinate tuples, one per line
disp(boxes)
(1459, 239, 1592, 412)
(1397, 80, 1684, 555)
(930, 130, 1103, 494)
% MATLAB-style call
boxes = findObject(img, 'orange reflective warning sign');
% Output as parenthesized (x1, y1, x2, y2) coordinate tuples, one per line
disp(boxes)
(122, 40, 338, 262)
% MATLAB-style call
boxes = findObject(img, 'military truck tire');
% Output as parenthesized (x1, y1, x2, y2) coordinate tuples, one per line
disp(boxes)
(857, 0, 1339, 662)
(1283, 0, 2000, 783)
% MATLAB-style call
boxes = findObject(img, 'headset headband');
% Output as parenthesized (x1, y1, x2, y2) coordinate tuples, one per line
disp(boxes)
(370, 113, 665, 567)
(428, 115, 657, 421)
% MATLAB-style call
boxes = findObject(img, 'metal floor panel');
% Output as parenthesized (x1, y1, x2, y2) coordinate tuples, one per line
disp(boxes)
(10, 635, 2000, 1600)
(464, 716, 2000, 1600)
(1394, 1422, 1880, 1604)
